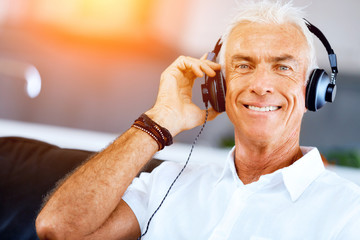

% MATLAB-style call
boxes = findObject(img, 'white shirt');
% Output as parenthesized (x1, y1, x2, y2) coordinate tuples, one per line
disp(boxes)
(123, 147, 360, 239)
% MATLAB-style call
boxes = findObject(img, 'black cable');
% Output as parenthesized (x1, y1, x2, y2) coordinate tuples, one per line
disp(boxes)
(137, 106, 209, 240)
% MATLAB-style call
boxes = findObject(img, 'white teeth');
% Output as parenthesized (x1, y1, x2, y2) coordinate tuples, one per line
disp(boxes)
(247, 105, 279, 112)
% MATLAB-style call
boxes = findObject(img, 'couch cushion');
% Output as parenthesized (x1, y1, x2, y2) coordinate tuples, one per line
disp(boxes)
(0, 137, 94, 240)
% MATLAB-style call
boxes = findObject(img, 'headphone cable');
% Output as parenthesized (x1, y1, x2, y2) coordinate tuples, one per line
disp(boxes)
(137, 106, 209, 240)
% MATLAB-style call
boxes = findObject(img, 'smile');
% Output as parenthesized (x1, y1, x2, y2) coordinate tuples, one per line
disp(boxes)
(244, 105, 281, 112)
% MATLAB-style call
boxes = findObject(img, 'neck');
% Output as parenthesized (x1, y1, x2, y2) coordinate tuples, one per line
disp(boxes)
(234, 132, 302, 185)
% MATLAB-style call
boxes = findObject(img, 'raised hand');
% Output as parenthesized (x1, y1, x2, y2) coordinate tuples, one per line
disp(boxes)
(145, 54, 222, 136)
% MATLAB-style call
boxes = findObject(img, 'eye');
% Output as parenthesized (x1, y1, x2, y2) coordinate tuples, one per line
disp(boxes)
(275, 65, 294, 75)
(238, 64, 249, 69)
(234, 64, 252, 73)
(279, 65, 290, 71)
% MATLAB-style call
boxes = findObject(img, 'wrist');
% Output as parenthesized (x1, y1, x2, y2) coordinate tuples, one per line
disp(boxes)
(132, 112, 173, 151)
(145, 108, 180, 137)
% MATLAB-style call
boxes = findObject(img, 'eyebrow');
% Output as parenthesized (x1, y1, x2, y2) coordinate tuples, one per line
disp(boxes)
(231, 55, 254, 63)
(269, 54, 298, 64)
(231, 54, 298, 64)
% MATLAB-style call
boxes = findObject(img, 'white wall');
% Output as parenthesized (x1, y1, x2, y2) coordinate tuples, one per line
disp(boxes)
(171, 0, 360, 75)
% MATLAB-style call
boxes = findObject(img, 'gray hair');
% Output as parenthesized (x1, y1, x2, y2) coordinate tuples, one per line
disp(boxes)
(218, 0, 318, 82)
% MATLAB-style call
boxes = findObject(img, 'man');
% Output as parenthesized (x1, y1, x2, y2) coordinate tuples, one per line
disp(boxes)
(36, 1, 360, 239)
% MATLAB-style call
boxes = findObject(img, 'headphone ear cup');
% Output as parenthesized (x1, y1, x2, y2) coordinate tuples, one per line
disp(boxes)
(306, 69, 330, 112)
(208, 70, 226, 112)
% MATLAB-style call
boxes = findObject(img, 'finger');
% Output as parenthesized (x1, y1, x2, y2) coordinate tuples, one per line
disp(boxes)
(200, 63, 217, 77)
(193, 60, 221, 78)
(200, 53, 208, 60)
(176, 57, 188, 71)
(176, 56, 220, 78)
(177, 56, 202, 75)
(203, 60, 222, 70)
(191, 64, 204, 78)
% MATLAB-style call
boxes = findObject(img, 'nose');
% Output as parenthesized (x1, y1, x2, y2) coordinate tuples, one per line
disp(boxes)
(248, 68, 274, 96)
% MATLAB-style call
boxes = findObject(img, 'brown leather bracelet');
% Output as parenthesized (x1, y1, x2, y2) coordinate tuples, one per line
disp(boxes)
(132, 113, 173, 150)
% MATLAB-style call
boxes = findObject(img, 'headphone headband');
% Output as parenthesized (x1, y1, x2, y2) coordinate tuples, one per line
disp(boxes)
(303, 19, 338, 84)
(210, 38, 222, 59)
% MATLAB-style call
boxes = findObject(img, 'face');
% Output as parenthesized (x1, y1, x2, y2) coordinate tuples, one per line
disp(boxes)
(224, 22, 309, 147)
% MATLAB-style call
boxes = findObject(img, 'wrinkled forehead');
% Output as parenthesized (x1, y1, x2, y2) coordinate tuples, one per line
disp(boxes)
(226, 22, 310, 63)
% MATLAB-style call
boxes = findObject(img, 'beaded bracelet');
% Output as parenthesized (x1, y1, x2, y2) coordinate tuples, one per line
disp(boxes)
(132, 113, 173, 151)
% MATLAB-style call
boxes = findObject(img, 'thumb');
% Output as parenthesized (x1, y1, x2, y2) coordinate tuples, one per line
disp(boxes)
(203, 107, 221, 122)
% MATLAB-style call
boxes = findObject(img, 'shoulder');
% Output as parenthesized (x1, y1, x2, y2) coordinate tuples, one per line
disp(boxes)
(130, 160, 222, 191)
(313, 170, 360, 238)
(150, 160, 224, 183)
(326, 173, 360, 238)
(321, 169, 360, 190)
(317, 169, 360, 202)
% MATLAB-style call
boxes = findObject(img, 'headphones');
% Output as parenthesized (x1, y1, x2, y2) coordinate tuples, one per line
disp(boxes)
(201, 19, 338, 112)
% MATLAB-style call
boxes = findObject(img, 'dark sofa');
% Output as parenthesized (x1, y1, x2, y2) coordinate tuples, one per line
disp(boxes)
(0, 136, 162, 240)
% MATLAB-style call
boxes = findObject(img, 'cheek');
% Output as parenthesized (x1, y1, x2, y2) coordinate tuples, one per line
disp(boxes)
(225, 76, 249, 111)
(225, 86, 238, 120)
(224, 77, 243, 123)
(287, 86, 307, 122)
(225, 75, 241, 98)
(301, 86, 307, 111)
(281, 76, 306, 106)
(296, 84, 307, 108)
(225, 70, 248, 89)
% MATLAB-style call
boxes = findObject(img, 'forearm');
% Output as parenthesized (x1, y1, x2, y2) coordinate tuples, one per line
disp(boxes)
(36, 54, 221, 240)
(36, 127, 158, 239)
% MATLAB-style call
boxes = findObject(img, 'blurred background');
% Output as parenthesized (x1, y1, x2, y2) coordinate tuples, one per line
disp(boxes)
(0, 0, 359, 167)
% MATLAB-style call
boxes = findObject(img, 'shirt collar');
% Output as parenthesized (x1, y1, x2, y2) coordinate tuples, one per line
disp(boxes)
(282, 147, 325, 201)
(216, 146, 243, 187)
(217, 146, 325, 202)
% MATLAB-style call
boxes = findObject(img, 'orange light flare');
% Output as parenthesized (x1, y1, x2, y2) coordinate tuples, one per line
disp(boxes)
(29, 0, 153, 40)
